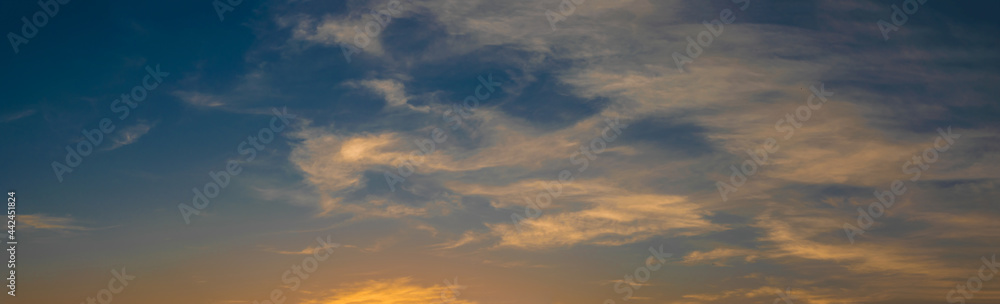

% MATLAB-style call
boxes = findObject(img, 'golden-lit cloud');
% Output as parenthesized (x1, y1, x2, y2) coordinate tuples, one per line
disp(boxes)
(679, 286, 879, 304)
(486, 193, 724, 249)
(682, 248, 759, 266)
(14, 0, 1000, 304)
(290, 131, 408, 194)
(348, 79, 430, 112)
(298, 277, 478, 304)
(19, 214, 90, 231)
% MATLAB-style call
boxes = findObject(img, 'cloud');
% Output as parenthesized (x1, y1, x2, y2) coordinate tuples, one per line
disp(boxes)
(290, 131, 409, 194)
(19, 214, 90, 231)
(203, 0, 1000, 302)
(287, 129, 467, 217)
(682, 248, 760, 266)
(105, 122, 154, 151)
(679, 286, 878, 304)
(171, 70, 283, 114)
(452, 182, 726, 249)
(298, 277, 478, 304)
(288, 2, 414, 60)
(294, 16, 381, 53)
(1, 109, 36, 122)
(260, 242, 340, 255)
(285, 103, 731, 249)
(346, 79, 430, 112)
(173, 91, 227, 108)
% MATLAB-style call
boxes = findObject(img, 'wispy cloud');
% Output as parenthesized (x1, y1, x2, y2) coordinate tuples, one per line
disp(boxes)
(299, 277, 478, 304)
(173, 91, 227, 108)
(348, 79, 430, 112)
(105, 122, 155, 151)
(19, 214, 90, 231)
(1, 109, 36, 122)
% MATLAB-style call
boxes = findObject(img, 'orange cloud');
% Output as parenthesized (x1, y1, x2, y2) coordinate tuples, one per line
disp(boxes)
(18, 214, 90, 231)
(298, 277, 478, 304)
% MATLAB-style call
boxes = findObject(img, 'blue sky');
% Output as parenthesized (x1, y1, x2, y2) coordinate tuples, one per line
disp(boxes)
(2, 0, 1000, 303)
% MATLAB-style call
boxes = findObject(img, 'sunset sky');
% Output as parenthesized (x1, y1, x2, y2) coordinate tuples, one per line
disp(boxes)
(1, 0, 999, 303)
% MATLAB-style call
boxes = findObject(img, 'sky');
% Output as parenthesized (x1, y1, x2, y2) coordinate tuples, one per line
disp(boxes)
(1, 0, 999, 303)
